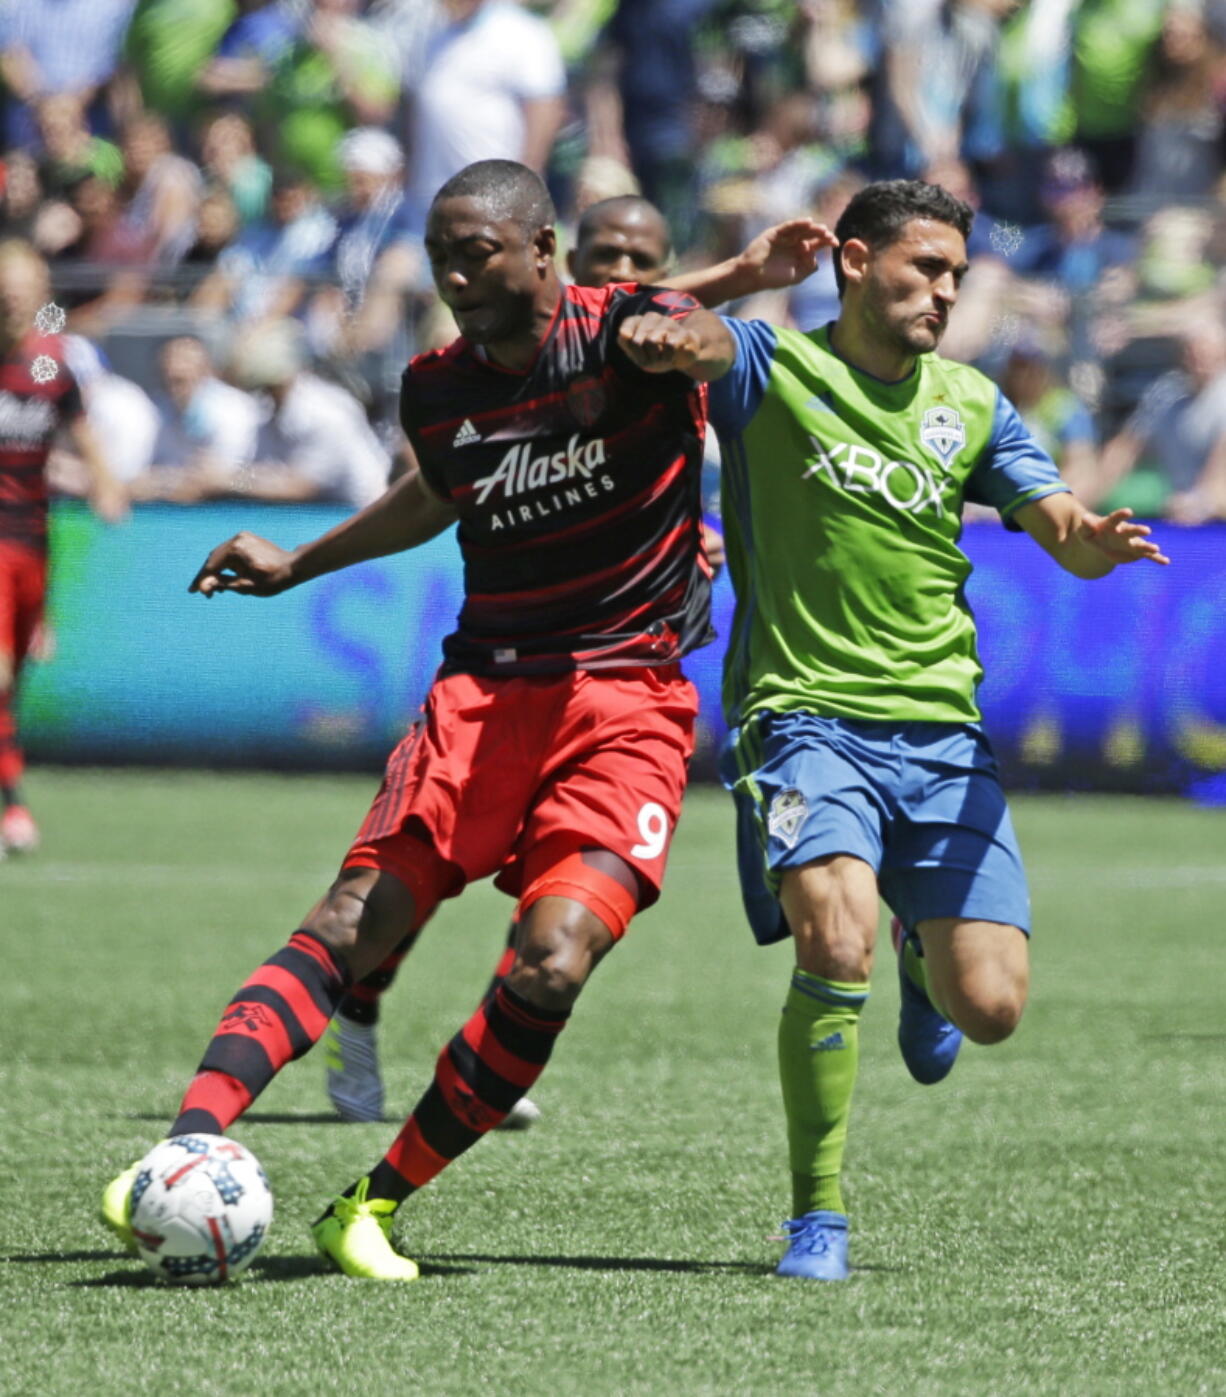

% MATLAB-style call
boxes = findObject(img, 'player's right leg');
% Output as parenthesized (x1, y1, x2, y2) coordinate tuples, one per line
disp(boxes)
(100, 864, 431, 1251)
(723, 712, 889, 1281)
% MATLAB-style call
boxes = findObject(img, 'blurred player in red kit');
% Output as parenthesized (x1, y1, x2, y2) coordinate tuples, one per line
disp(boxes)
(0, 240, 125, 854)
(103, 159, 744, 1279)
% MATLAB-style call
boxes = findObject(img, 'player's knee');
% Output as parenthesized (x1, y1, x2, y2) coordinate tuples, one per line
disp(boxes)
(507, 911, 612, 1011)
(954, 975, 1027, 1045)
(301, 868, 415, 976)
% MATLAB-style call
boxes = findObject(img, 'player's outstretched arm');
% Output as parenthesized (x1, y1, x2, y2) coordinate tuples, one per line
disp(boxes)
(189, 468, 458, 597)
(617, 308, 736, 381)
(1013, 492, 1170, 579)
(665, 219, 838, 309)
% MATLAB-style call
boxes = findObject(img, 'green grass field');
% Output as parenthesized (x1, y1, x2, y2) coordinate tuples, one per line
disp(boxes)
(2, 770, 1224, 1396)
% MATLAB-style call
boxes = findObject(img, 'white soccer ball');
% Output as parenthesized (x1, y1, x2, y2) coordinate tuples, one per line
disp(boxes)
(129, 1134, 273, 1285)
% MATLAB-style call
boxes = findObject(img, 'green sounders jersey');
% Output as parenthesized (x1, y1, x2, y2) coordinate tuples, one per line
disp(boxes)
(709, 321, 1068, 726)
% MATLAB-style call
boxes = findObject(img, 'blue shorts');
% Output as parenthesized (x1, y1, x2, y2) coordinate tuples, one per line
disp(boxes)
(720, 711, 1031, 946)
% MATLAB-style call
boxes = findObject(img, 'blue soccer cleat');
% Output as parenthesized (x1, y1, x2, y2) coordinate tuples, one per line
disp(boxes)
(775, 1211, 850, 1280)
(892, 917, 962, 1085)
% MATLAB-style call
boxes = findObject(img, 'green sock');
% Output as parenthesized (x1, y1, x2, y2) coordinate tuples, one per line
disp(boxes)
(778, 968, 869, 1217)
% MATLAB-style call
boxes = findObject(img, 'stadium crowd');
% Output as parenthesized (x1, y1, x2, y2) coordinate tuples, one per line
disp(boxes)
(5, 0, 1226, 521)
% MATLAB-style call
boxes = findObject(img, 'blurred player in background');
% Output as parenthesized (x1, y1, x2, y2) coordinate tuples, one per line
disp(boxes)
(321, 191, 741, 1128)
(103, 160, 740, 1281)
(0, 240, 125, 855)
(617, 179, 1169, 1281)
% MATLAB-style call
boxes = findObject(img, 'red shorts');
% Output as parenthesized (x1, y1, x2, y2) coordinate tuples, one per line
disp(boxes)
(344, 666, 698, 925)
(0, 541, 47, 670)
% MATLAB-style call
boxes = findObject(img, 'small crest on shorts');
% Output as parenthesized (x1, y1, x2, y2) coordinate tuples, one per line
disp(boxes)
(920, 405, 965, 468)
(767, 788, 808, 850)
(567, 373, 607, 428)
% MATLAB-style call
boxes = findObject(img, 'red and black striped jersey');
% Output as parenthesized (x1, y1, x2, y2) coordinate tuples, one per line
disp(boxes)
(402, 282, 714, 676)
(0, 333, 83, 551)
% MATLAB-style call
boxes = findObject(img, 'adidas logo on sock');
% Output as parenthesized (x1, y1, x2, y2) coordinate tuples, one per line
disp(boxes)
(811, 1031, 846, 1052)
(452, 418, 481, 447)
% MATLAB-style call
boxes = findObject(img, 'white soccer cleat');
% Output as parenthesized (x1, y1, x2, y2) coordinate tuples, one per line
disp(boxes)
(1, 805, 39, 854)
(498, 1096, 542, 1131)
(324, 1017, 385, 1123)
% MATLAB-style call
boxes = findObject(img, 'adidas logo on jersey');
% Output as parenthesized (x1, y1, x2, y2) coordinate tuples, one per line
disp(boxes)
(452, 418, 482, 447)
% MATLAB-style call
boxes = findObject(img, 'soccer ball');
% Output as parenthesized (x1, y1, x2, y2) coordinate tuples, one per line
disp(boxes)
(129, 1134, 273, 1285)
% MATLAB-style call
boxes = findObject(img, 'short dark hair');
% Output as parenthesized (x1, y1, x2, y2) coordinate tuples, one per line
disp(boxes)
(576, 196, 671, 259)
(832, 180, 973, 296)
(431, 159, 556, 235)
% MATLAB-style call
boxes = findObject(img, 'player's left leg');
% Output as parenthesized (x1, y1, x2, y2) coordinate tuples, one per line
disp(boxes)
(913, 917, 1029, 1045)
(883, 721, 1032, 1085)
(312, 844, 635, 1280)
(0, 543, 46, 854)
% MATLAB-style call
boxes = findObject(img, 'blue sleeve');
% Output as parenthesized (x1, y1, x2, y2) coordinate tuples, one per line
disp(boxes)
(965, 389, 1070, 529)
(707, 318, 778, 439)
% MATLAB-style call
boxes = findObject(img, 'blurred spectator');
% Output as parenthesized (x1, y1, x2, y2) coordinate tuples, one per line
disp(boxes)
(197, 0, 298, 105)
(407, 0, 566, 230)
(1067, 0, 1167, 193)
(976, 0, 1077, 225)
(586, 0, 716, 253)
(121, 0, 236, 126)
(49, 334, 159, 488)
(309, 128, 417, 417)
(128, 334, 260, 502)
(0, 151, 76, 255)
(57, 173, 151, 265)
(229, 320, 390, 506)
(1093, 321, 1226, 523)
(1127, 7, 1226, 211)
(193, 165, 336, 323)
(35, 95, 124, 199)
(118, 113, 204, 264)
(1000, 339, 1097, 497)
(182, 188, 240, 273)
(198, 110, 271, 226)
(255, 0, 400, 196)
(869, 0, 1007, 180)
(0, 0, 135, 149)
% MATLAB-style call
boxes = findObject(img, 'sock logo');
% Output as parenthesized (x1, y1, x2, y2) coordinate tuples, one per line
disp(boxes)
(811, 1031, 846, 1053)
(220, 1003, 276, 1034)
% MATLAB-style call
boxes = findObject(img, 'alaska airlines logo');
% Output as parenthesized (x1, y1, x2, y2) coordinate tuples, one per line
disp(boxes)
(474, 434, 609, 504)
(802, 436, 948, 517)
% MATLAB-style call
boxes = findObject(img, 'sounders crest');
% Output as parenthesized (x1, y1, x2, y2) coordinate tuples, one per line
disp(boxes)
(919, 405, 965, 468)
(767, 788, 808, 850)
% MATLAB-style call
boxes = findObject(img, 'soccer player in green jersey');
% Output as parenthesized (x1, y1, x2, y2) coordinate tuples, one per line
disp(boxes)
(616, 179, 1168, 1281)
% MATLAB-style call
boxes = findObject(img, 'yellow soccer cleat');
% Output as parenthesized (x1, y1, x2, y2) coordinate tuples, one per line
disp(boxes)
(311, 1177, 419, 1282)
(99, 1160, 142, 1255)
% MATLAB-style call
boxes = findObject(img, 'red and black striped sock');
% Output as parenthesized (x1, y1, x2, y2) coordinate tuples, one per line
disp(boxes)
(0, 692, 23, 794)
(170, 930, 350, 1135)
(363, 982, 568, 1204)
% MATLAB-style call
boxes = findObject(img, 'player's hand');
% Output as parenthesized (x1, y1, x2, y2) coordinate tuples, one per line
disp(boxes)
(735, 218, 838, 291)
(618, 312, 706, 373)
(189, 531, 297, 597)
(1076, 508, 1170, 565)
(89, 474, 129, 524)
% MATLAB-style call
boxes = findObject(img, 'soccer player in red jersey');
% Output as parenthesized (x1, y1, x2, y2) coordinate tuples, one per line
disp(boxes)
(0, 240, 125, 854)
(102, 160, 740, 1280)
(320, 191, 758, 1127)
